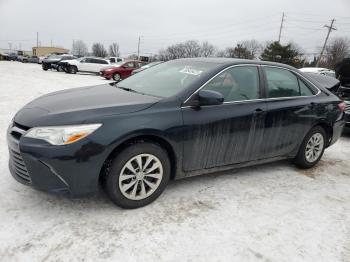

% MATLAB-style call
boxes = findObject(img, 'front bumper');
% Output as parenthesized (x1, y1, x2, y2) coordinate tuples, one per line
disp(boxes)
(345, 113, 350, 127)
(7, 123, 108, 197)
(100, 71, 113, 79)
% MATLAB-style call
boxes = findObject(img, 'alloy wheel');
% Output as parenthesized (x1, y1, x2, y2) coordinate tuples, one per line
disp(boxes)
(113, 74, 121, 81)
(118, 154, 163, 200)
(305, 132, 324, 163)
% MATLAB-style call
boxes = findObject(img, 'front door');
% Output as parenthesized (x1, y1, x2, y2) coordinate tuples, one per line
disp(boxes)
(181, 65, 267, 171)
(120, 62, 136, 78)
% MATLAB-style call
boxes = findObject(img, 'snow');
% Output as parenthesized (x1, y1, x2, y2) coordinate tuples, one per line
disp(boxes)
(0, 61, 350, 262)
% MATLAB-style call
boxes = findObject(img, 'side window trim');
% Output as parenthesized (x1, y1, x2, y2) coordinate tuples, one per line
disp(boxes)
(183, 64, 263, 106)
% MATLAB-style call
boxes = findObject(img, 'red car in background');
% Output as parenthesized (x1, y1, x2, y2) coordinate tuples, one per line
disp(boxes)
(100, 60, 144, 81)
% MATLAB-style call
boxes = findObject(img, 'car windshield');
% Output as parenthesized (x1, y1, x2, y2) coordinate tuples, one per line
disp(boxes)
(48, 54, 61, 59)
(141, 61, 161, 69)
(117, 60, 217, 98)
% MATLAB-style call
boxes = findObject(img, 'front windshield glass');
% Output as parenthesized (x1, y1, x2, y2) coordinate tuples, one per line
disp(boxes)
(48, 54, 61, 59)
(117, 60, 217, 97)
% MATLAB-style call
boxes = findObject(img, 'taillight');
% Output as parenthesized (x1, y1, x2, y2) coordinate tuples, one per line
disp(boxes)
(338, 102, 346, 112)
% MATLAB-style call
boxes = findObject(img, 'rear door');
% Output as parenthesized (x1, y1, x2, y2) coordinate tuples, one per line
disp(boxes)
(181, 65, 267, 171)
(260, 66, 319, 158)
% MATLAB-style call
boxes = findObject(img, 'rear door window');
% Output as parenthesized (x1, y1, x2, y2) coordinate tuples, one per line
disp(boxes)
(264, 67, 314, 98)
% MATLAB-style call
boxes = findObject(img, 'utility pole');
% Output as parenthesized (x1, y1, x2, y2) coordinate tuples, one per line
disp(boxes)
(278, 12, 285, 43)
(36, 32, 39, 47)
(316, 19, 336, 67)
(137, 36, 141, 60)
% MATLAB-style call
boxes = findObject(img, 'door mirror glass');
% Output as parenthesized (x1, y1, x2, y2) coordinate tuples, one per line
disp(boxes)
(198, 90, 224, 106)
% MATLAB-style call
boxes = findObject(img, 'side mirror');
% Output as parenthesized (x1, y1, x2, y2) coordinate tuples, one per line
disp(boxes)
(198, 90, 224, 106)
(186, 90, 224, 108)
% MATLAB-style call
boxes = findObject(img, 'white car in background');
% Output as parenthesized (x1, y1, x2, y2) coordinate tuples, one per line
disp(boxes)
(299, 67, 336, 78)
(109, 57, 124, 63)
(61, 57, 111, 74)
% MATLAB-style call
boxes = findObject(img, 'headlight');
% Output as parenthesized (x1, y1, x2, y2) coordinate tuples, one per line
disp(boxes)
(25, 124, 102, 145)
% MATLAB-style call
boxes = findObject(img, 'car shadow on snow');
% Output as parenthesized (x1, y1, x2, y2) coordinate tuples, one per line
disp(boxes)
(13, 159, 294, 212)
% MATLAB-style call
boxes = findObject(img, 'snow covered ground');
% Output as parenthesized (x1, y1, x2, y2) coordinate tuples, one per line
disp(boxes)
(0, 61, 350, 262)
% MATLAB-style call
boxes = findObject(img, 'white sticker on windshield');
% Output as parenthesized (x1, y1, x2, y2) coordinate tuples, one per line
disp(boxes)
(179, 66, 203, 76)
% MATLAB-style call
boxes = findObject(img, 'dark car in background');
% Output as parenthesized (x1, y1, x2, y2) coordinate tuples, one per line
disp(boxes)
(27, 56, 40, 63)
(7, 58, 345, 208)
(7, 53, 18, 61)
(100, 60, 144, 81)
(335, 58, 350, 129)
(17, 55, 28, 63)
(42, 54, 76, 71)
(131, 61, 163, 75)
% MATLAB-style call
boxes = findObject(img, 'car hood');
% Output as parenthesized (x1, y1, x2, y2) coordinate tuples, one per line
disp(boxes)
(43, 58, 61, 63)
(14, 84, 161, 127)
(101, 65, 121, 71)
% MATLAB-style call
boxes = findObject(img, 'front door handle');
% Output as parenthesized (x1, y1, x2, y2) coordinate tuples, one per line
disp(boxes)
(254, 108, 265, 115)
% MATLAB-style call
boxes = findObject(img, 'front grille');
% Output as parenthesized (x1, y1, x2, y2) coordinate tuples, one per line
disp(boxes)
(9, 122, 31, 183)
(10, 122, 30, 140)
(9, 148, 31, 183)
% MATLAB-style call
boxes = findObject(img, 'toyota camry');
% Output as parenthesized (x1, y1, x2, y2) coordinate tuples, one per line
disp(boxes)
(7, 58, 345, 208)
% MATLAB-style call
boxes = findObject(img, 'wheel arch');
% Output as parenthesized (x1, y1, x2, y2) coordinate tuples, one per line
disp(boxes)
(312, 121, 333, 147)
(99, 132, 178, 183)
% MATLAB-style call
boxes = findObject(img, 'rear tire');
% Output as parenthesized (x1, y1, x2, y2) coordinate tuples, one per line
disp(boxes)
(105, 142, 170, 209)
(42, 64, 49, 71)
(294, 126, 326, 169)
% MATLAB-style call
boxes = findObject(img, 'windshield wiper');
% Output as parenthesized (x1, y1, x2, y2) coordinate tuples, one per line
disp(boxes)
(116, 86, 145, 95)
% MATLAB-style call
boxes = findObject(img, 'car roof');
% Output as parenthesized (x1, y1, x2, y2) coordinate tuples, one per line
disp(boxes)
(175, 57, 297, 70)
(299, 67, 333, 72)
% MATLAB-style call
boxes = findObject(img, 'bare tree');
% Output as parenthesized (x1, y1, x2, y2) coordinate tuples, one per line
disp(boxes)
(324, 37, 350, 69)
(109, 42, 120, 57)
(183, 40, 201, 57)
(239, 40, 262, 59)
(92, 43, 107, 57)
(156, 40, 215, 60)
(127, 54, 138, 60)
(200, 41, 216, 57)
(216, 49, 227, 57)
(72, 40, 88, 56)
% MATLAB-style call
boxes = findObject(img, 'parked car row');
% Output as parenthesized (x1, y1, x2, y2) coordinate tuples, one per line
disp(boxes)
(40, 54, 163, 82)
(1, 53, 45, 63)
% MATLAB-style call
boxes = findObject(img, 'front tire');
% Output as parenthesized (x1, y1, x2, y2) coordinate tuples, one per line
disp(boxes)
(294, 126, 326, 169)
(105, 142, 170, 209)
(113, 73, 121, 81)
(69, 65, 77, 74)
(42, 64, 49, 71)
(57, 65, 64, 72)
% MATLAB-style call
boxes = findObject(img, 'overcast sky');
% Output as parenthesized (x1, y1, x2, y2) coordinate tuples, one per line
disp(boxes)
(0, 0, 349, 57)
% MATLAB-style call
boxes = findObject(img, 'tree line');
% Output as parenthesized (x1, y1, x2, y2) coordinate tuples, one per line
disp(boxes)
(71, 37, 350, 69)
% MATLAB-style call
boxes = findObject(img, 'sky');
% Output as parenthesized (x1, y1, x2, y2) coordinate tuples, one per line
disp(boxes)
(0, 0, 349, 57)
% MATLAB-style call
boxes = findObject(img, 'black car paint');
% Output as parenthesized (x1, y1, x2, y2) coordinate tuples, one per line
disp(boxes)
(42, 56, 76, 70)
(7, 58, 345, 196)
